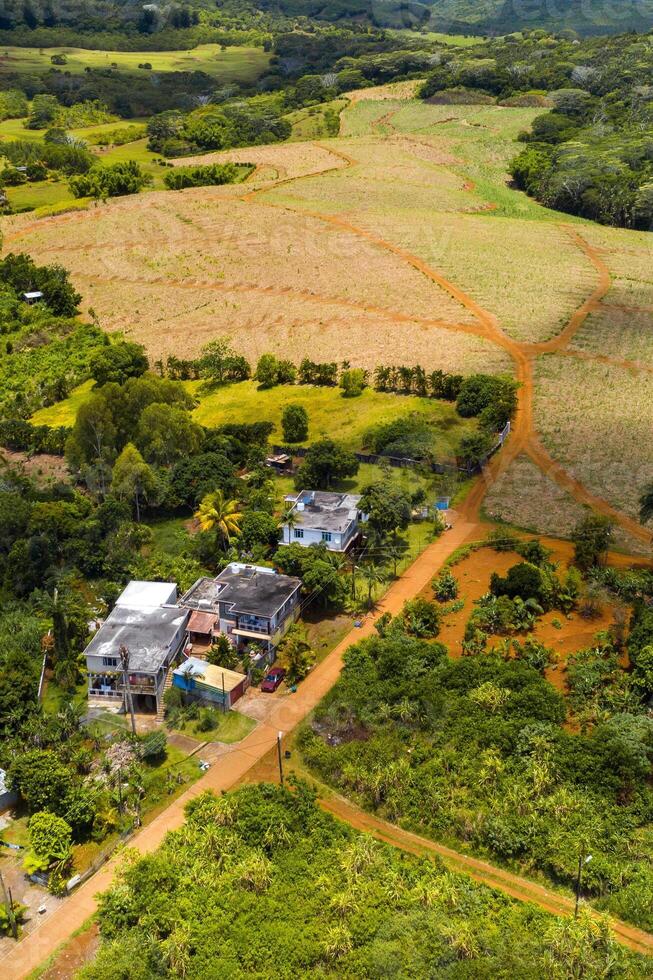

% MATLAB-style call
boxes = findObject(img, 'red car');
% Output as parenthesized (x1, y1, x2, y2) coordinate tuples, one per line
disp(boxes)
(261, 667, 286, 692)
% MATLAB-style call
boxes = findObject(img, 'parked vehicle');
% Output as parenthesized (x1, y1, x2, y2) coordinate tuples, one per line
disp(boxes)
(261, 667, 286, 692)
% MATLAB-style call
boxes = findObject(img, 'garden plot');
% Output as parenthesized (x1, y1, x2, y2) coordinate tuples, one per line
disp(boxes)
(534, 354, 653, 523)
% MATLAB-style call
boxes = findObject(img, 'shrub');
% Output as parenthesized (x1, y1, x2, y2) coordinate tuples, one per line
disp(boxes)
(281, 404, 308, 443)
(69, 161, 152, 200)
(432, 569, 458, 602)
(139, 730, 167, 760)
(401, 597, 440, 637)
(340, 368, 366, 398)
(163, 162, 246, 190)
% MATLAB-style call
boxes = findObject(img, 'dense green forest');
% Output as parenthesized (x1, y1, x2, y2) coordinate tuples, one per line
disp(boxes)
(1, 0, 653, 38)
(300, 544, 653, 932)
(79, 782, 650, 978)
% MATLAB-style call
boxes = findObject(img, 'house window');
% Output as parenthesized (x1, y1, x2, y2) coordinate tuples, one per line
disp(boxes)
(321, 532, 332, 542)
(294, 529, 304, 539)
(102, 656, 118, 667)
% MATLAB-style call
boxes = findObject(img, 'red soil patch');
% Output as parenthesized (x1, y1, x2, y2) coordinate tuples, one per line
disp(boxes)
(428, 542, 620, 695)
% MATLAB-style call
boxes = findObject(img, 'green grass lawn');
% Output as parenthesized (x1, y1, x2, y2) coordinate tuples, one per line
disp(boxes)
(189, 381, 475, 458)
(0, 44, 270, 82)
(31, 379, 95, 427)
(41, 676, 87, 715)
(172, 709, 256, 743)
(147, 516, 191, 556)
(391, 29, 485, 46)
(32, 380, 475, 459)
(0, 116, 150, 144)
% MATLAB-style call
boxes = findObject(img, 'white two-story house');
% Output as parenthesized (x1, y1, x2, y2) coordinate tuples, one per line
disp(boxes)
(280, 490, 368, 552)
(84, 581, 189, 715)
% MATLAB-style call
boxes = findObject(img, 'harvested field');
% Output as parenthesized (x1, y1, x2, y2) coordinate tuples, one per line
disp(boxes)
(483, 454, 651, 557)
(534, 354, 653, 524)
(484, 453, 588, 536)
(72, 275, 509, 371)
(569, 306, 653, 367)
(169, 140, 341, 180)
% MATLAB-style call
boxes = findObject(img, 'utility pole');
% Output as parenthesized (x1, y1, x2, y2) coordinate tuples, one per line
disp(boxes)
(119, 644, 137, 735)
(0, 871, 17, 940)
(277, 732, 284, 787)
(221, 671, 226, 715)
(116, 765, 123, 814)
(575, 853, 592, 918)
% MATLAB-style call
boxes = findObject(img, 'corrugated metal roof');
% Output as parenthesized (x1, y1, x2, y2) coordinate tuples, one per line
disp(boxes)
(174, 657, 246, 693)
(188, 610, 218, 634)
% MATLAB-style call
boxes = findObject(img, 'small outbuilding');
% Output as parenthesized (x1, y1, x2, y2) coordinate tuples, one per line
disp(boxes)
(172, 657, 247, 709)
(265, 453, 292, 474)
(22, 291, 44, 304)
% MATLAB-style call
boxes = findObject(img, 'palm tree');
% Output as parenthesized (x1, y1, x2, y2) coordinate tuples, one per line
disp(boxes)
(195, 490, 243, 550)
(279, 506, 298, 544)
(359, 562, 386, 609)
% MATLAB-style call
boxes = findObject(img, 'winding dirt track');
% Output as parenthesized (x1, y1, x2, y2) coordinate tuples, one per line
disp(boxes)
(319, 795, 653, 957)
(2, 124, 653, 976)
(240, 140, 652, 543)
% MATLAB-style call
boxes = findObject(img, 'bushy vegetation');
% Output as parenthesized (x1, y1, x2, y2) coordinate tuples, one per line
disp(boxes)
(147, 98, 291, 156)
(163, 161, 250, 189)
(69, 160, 151, 198)
(0, 254, 107, 418)
(80, 783, 645, 979)
(301, 610, 653, 930)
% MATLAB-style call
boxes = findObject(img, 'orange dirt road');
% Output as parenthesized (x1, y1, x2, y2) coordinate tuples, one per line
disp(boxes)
(319, 796, 653, 957)
(0, 521, 477, 980)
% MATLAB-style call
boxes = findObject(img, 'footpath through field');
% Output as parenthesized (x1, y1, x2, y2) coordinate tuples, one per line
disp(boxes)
(318, 795, 653, 957)
(0, 520, 477, 979)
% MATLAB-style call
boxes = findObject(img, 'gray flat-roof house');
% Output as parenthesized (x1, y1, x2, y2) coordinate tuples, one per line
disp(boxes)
(85, 581, 188, 714)
(180, 563, 301, 665)
(280, 490, 368, 552)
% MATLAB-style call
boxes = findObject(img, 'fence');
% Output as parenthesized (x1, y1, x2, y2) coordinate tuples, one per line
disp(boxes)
(274, 422, 513, 479)
(270, 445, 459, 473)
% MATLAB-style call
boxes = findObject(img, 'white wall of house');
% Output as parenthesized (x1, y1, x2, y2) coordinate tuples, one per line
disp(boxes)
(286, 526, 345, 550)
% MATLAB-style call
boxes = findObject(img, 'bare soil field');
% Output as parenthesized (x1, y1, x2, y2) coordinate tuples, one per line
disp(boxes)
(6, 92, 653, 556)
(534, 354, 653, 524)
(421, 543, 621, 687)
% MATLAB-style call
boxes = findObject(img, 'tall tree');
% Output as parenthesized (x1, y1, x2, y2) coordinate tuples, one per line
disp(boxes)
(111, 443, 158, 522)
